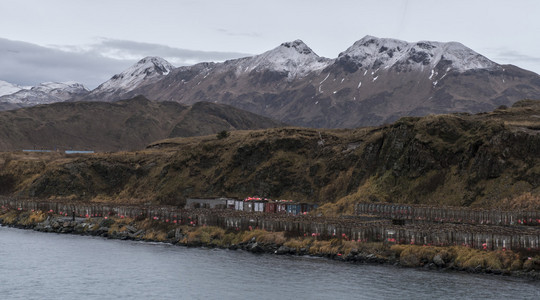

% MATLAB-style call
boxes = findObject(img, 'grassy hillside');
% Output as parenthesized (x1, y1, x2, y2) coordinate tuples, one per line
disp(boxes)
(0, 100, 539, 213)
(0, 96, 283, 152)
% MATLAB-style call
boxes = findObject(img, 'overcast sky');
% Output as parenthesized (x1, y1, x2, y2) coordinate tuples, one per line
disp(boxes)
(1, 0, 539, 89)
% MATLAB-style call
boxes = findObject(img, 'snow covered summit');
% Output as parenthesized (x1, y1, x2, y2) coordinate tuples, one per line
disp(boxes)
(230, 39, 332, 79)
(93, 56, 175, 94)
(31, 81, 87, 94)
(0, 81, 88, 106)
(339, 35, 497, 72)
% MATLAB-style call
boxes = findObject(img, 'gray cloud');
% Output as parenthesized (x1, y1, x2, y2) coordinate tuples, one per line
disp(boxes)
(493, 50, 540, 63)
(87, 38, 251, 65)
(0, 38, 250, 89)
(216, 28, 262, 38)
(0, 38, 130, 89)
(486, 48, 540, 75)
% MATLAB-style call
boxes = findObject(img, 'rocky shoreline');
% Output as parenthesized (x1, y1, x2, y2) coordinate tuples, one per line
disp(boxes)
(1, 210, 539, 280)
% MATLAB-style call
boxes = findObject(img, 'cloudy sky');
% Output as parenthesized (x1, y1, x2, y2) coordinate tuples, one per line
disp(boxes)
(1, 0, 539, 89)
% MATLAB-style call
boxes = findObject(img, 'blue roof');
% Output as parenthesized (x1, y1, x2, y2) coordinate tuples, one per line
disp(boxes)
(65, 150, 94, 154)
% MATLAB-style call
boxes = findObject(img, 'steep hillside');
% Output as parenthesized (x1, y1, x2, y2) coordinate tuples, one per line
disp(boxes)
(0, 96, 283, 152)
(1, 100, 538, 211)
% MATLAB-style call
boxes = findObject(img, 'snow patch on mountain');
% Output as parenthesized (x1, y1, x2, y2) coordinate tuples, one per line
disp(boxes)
(230, 40, 332, 79)
(32, 81, 87, 93)
(0, 80, 25, 97)
(0, 81, 88, 105)
(93, 56, 175, 94)
(339, 35, 497, 73)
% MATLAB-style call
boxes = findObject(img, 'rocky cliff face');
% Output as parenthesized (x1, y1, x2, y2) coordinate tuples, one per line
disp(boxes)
(1, 100, 538, 210)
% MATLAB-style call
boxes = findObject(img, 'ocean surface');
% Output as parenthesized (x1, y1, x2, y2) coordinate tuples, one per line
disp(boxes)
(0, 226, 538, 300)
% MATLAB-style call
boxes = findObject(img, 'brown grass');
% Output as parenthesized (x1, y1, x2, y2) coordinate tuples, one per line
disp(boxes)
(0, 210, 20, 224)
(2, 100, 540, 212)
(255, 231, 287, 245)
(184, 226, 226, 245)
(3, 207, 540, 273)
(238, 229, 286, 245)
(498, 192, 540, 210)
(24, 211, 46, 225)
(391, 245, 531, 271)
(284, 237, 313, 250)
(143, 230, 168, 242)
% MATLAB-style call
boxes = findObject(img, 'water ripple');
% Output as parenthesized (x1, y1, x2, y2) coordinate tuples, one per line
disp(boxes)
(0, 226, 538, 300)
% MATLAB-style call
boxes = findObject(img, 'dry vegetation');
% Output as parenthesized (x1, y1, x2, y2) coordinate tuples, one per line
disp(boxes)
(2, 209, 538, 274)
(391, 244, 537, 271)
(0, 100, 539, 213)
(498, 193, 540, 210)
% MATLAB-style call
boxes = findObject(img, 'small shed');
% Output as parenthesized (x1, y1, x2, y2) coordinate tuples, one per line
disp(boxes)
(234, 199, 244, 211)
(276, 201, 290, 213)
(286, 203, 301, 215)
(265, 202, 277, 213)
(185, 198, 229, 209)
(243, 201, 267, 212)
(243, 201, 254, 212)
(253, 201, 266, 212)
(226, 199, 236, 209)
(243, 197, 267, 212)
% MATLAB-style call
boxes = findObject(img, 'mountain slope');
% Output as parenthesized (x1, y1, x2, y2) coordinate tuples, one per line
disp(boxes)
(3, 36, 539, 128)
(81, 57, 175, 101)
(0, 80, 25, 97)
(123, 36, 540, 128)
(0, 96, 283, 152)
(0, 81, 88, 109)
(1, 100, 538, 210)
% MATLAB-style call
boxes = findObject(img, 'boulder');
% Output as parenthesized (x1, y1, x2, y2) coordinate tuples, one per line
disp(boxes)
(433, 254, 445, 267)
(276, 245, 291, 255)
(248, 242, 264, 253)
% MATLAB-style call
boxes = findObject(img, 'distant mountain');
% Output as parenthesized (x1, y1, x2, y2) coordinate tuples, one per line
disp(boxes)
(0, 80, 26, 97)
(121, 36, 540, 128)
(0, 96, 283, 152)
(81, 56, 175, 101)
(0, 81, 88, 109)
(123, 40, 333, 104)
(227, 39, 333, 79)
(3, 36, 540, 128)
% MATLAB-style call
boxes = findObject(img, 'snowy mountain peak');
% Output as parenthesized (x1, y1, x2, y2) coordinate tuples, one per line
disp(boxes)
(127, 56, 175, 78)
(233, 40, 332, 79)
(279, 39, 315, 55)
(0, 81, 88, 105)
(135, 56, 175, 73)
(32, 81, 88, 93)
(339, 35, 497, 72)
(93, 56, 175, 93)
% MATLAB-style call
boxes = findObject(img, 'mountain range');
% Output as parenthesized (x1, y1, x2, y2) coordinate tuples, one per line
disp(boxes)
(0, 81, 88, 110)
(1, 35, 540, 128)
